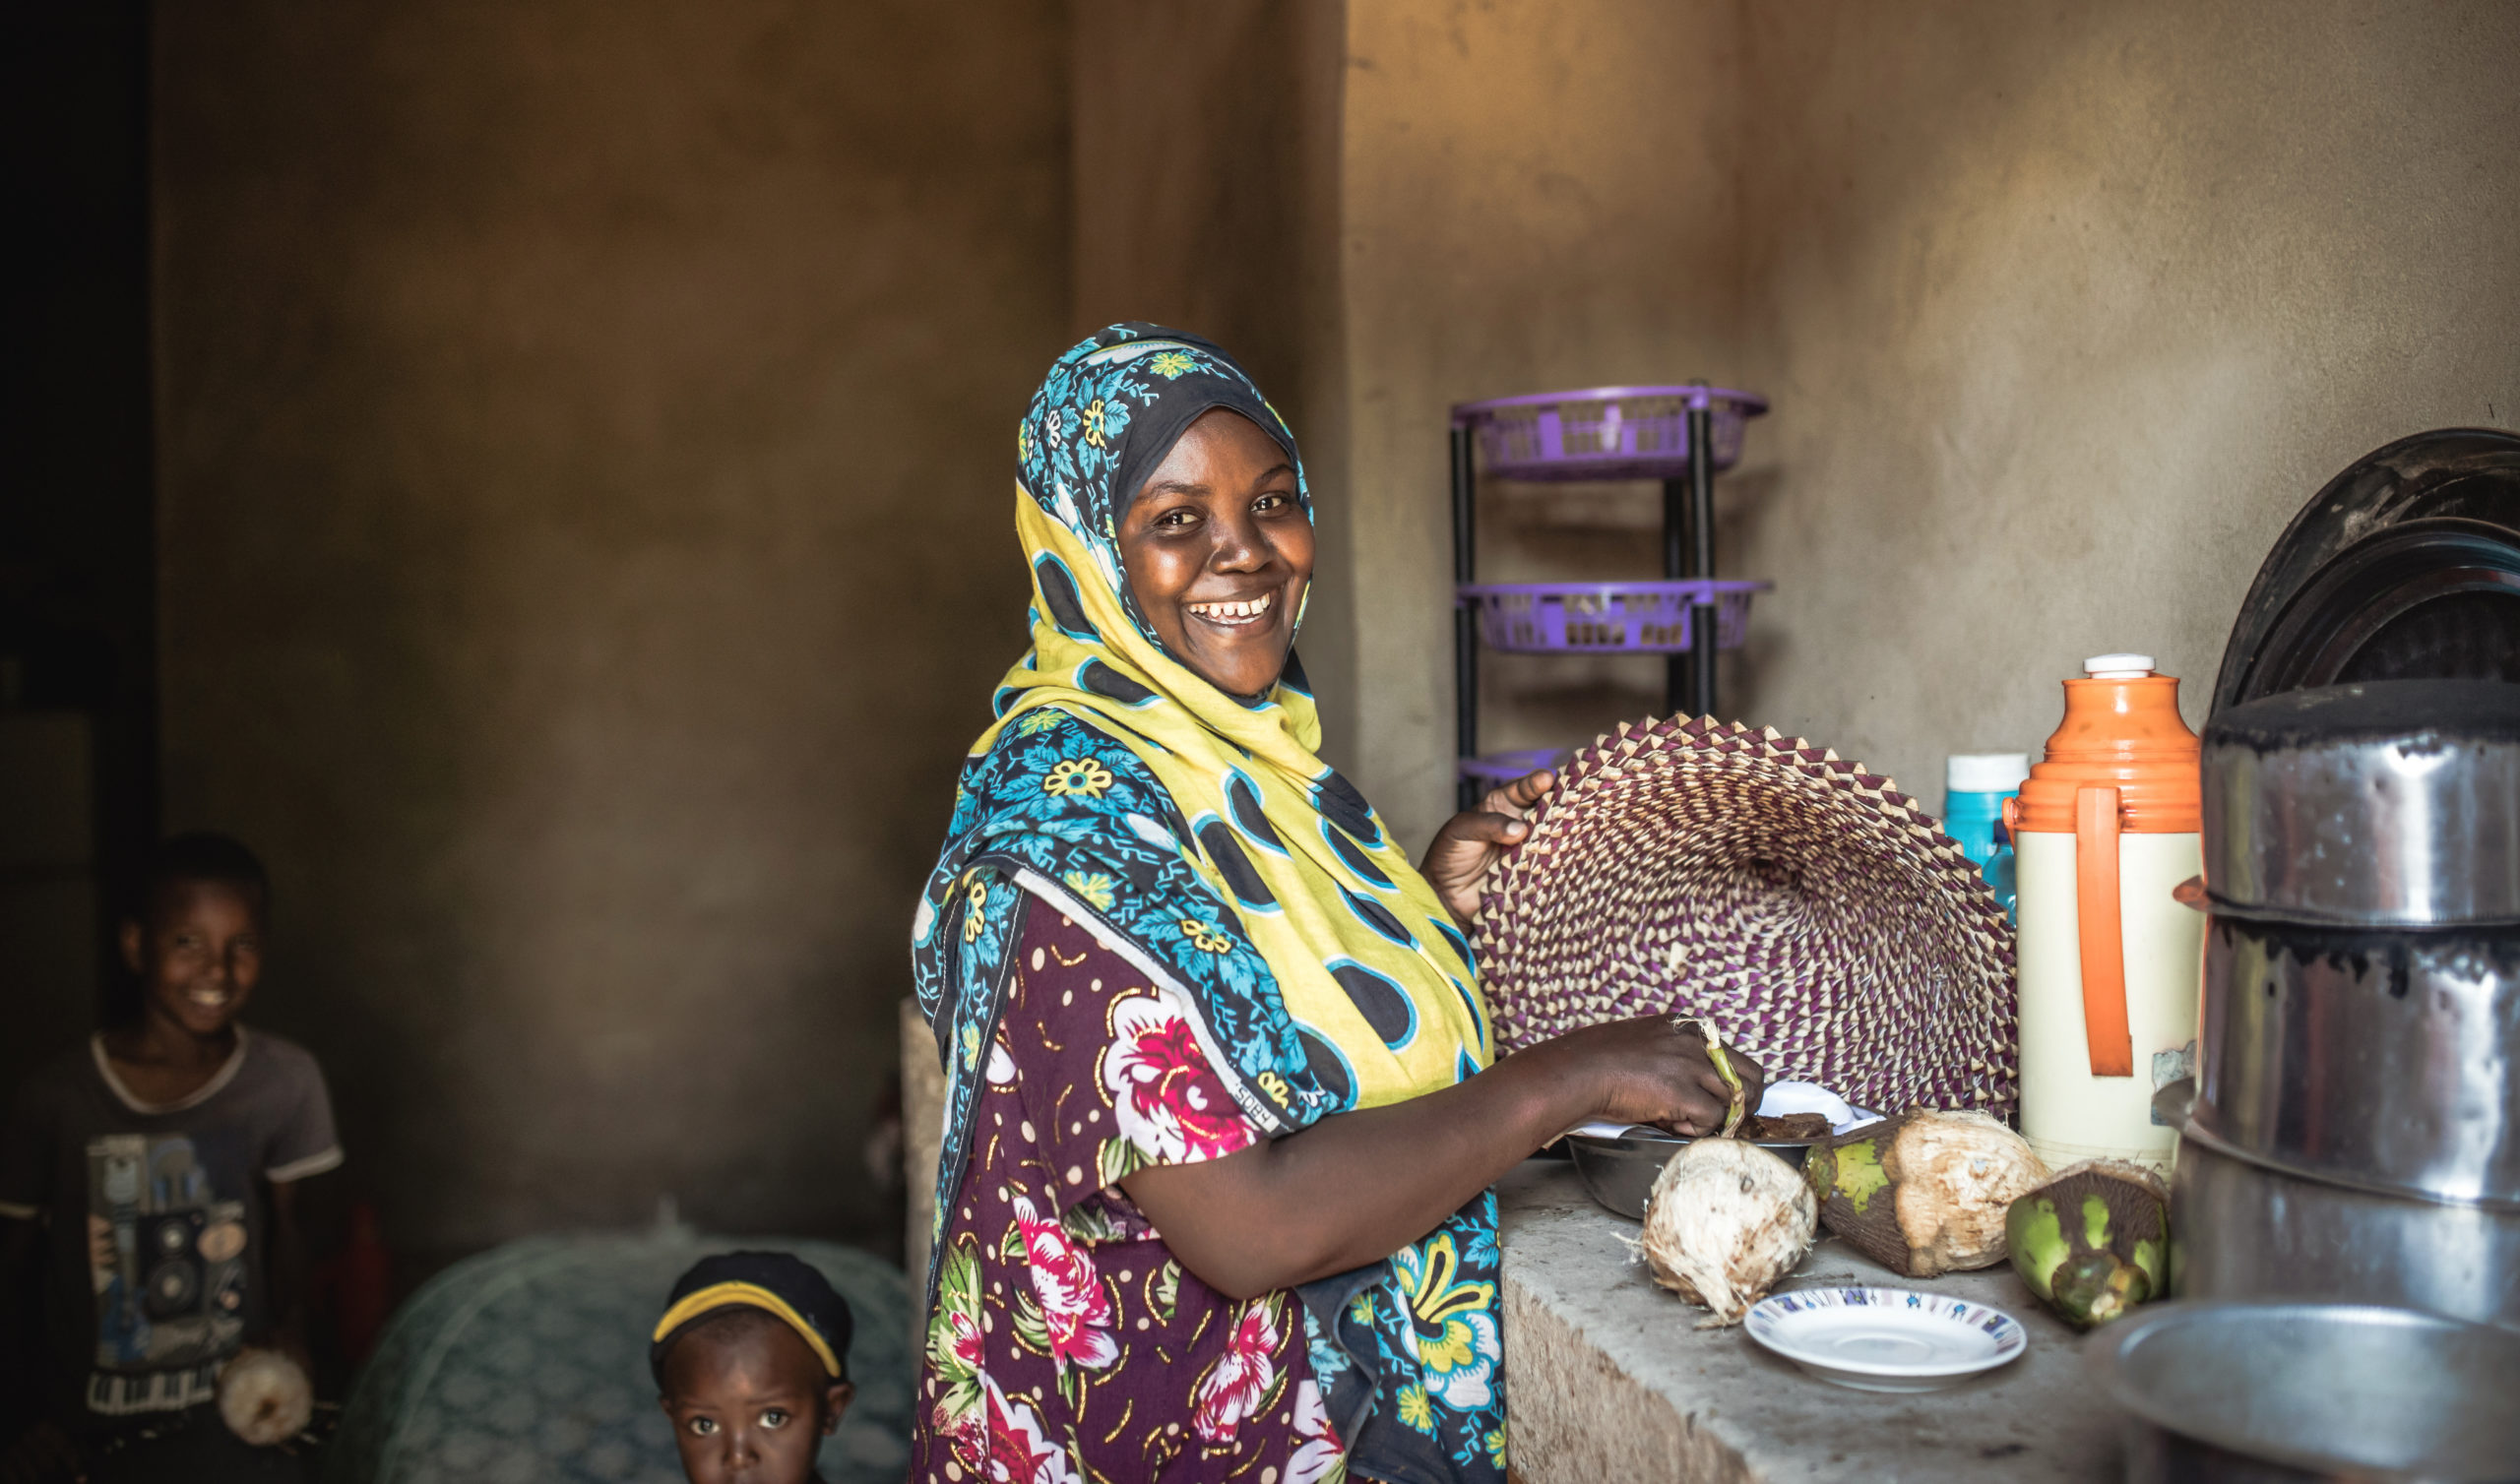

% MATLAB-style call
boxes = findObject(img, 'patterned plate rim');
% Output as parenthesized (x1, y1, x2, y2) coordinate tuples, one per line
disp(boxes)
(1742, 1285, 2028, 1376)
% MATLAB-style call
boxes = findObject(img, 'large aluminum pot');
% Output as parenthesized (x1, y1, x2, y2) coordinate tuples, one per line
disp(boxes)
(2182, 681, 2520, 1327)
(2088, 1301, 2520, 1482)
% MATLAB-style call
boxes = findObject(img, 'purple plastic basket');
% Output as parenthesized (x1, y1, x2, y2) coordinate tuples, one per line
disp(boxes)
(1458, 580, 1769, 654)
(1451, 385, 1767, 482)
(1458, 748, 1571, 784)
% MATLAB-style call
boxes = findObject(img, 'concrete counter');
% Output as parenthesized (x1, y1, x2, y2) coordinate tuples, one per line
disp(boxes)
(1499, 1160, 2118, 1483)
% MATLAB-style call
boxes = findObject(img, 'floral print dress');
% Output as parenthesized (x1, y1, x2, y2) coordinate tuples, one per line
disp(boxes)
(916, 897, 1347, 1484)
(915, 324, 1510, 1483)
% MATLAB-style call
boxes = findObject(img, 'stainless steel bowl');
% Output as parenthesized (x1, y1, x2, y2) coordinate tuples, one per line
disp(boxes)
(1564, 1128, 1816, 1219)
(2088, 1301, 2520, 1482)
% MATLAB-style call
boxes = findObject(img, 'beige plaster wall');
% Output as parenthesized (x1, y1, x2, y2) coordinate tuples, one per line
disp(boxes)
(1339, 0, 1748, 850)
(1335, 0, 2520, 842)
(148, 0, 2520, 1259)
(1729, 0, 2520, 800)
(1067, 0, 1360, 767)
(154, 1, 1066, 1252)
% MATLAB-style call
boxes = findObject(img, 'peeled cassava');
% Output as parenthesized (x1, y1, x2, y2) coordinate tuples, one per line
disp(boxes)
(1639, 1138, 1816, 1328)
(219, 1346, 313, 1446)
(2007, 1159, 2169, 1329)
(1802, 1109, 2049, 1277)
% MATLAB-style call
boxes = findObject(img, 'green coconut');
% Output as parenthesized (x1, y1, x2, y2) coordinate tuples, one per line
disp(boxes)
(1802, 1109, 2050, 1277)
(2005, 1160, 2169, 1329)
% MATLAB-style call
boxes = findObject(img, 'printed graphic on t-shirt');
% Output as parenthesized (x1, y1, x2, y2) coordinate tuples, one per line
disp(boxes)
(86, 1133, 249, 1372)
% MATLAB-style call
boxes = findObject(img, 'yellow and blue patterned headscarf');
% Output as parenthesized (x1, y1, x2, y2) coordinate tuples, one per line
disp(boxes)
(913, 325, 1507, 1481)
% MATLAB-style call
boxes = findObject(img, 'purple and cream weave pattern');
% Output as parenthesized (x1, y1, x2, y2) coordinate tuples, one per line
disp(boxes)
(1476, 715, 2019, 1117)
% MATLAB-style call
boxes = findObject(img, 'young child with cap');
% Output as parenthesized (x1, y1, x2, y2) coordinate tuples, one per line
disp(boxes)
(652, 1252, 854, 1484)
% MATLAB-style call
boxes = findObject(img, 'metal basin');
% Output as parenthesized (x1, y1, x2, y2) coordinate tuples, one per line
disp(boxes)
(2173, 1133, 2520, 1329)
(2088, 1301, 2520, 1482)
(1565, 1127, 1816, 1219)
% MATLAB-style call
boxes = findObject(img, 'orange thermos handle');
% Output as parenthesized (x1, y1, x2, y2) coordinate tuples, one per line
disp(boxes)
(2073, 785, 2135, 1078)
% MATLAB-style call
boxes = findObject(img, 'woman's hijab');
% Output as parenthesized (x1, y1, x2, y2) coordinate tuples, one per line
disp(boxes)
(913, 325, 1506, 1480)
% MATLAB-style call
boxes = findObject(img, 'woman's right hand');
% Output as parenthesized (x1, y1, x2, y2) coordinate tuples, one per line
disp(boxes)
(1121, 1010, 1770, 1299)
(1532, 1014, 1767, 1136)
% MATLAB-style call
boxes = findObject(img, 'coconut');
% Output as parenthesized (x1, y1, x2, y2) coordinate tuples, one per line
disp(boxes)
(2006, 1159, 2169, 1329)
(1801, 1108, 2049, 1277)
(218, 1346, 312, 1447)
(1638, 1137, 1816, 1328)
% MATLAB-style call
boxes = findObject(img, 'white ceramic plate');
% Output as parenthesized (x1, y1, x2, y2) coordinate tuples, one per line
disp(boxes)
(1743, 1286, 2028, 1392)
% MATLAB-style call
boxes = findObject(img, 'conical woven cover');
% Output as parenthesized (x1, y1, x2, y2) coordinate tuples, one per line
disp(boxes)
(1476, 715, 2018, 1115)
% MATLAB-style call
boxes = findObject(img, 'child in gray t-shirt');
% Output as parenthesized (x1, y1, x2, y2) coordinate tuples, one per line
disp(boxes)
(0, 834, 342, 1481)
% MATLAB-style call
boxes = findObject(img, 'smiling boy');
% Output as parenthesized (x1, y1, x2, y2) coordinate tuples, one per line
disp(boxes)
(0, 834, 341, 1481)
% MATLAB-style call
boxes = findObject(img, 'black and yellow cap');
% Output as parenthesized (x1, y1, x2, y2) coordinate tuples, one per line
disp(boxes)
(651, 1251, 853, 1385)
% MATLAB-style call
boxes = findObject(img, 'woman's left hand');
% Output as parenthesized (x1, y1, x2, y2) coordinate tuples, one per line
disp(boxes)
(1420, 769, 1554, 927)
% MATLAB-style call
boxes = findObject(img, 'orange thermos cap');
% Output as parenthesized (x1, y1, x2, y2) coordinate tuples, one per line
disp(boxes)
(2005, 654, 2201, 836)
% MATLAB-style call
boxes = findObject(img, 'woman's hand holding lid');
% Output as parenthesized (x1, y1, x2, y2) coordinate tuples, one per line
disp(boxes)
(1419, 769, 1553, 928)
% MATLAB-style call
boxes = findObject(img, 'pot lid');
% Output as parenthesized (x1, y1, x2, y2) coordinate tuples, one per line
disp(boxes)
(2212, 428, 2520, 715)
(2201, 679, 2520, 927)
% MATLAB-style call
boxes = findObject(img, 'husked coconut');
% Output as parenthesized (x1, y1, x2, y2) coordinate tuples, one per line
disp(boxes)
(1638, 1138, 1816, 1328)
(1803, 1108, 2050, 1276)
(2007, 1158, 2171, 1329)
(218, 1346, 313, 1447)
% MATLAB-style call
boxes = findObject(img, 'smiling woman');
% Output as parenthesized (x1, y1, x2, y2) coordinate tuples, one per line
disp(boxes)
(1118, 408, 1315, 700)
(909, 326, 1753, 1484)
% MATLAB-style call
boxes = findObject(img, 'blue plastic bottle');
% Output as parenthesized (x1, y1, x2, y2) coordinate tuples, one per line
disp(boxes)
(1983, 821, 2019, 923)
(1944, 753, 2029, 924)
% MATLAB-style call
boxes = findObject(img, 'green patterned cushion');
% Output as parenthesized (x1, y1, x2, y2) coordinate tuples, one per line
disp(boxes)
(326, 1230, 909, 1484)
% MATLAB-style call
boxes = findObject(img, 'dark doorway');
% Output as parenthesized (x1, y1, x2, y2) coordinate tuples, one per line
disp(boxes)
(1, 1, 156, 1086)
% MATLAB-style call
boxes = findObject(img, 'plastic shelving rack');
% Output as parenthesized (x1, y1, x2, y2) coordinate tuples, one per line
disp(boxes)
(1449, 383, 1771, 810)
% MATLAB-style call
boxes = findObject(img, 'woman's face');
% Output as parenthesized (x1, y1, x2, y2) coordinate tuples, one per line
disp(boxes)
(1117, 408, 1313, 697)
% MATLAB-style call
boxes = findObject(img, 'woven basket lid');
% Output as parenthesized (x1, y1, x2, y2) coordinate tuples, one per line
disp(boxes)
(1476, 715, 2019, 1116)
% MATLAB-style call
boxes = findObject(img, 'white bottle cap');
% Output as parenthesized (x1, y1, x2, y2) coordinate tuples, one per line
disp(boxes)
(1947, 753, 2031, 793)
(2084, 653, 2156, 679)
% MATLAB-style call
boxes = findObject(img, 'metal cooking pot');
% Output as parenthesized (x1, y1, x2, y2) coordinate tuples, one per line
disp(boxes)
(2088, 1301, 2520, 1482)
(2200, 679, 2520, 927)
(2176, 680, 2520, 1328)
(2190, 911, 2520, 1206)
(1563, 1127, 1815, 1219)
(2174, 1139, 2519, 1329)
